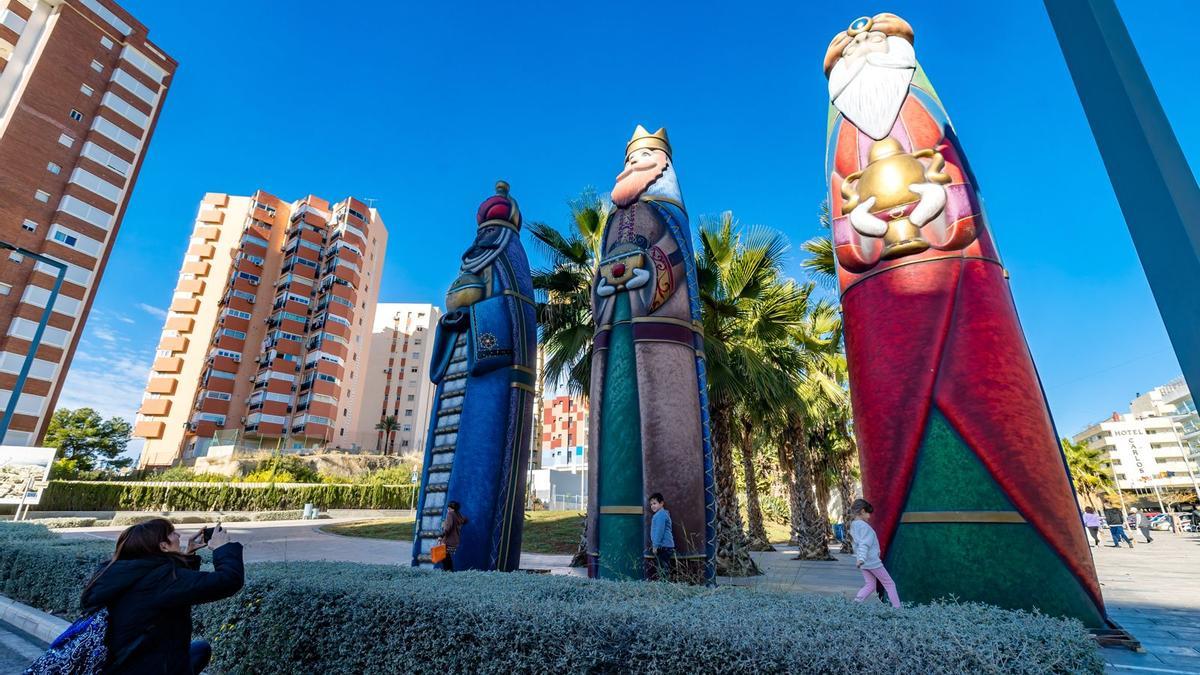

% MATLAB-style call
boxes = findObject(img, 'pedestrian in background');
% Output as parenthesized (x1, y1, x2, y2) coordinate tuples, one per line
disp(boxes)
(648, 492, 675, 581)
(1082, 506, 1102, 547)
(850, 499, 901, 608)
(439, 501, 467, 572)
(1103, 502, 1134, 548)
(1131, 507, 1154, 543)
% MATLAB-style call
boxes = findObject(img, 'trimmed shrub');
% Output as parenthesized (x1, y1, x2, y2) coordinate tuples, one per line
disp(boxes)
(0, 537, 110, 616)
(249, 510, 304, 522)
(0, 521, 57, 542)
(39, 481, 416, 512)
(0, 523, 1103, 674)
(110, 513, 160, 526)
(30, 517, 97, 529)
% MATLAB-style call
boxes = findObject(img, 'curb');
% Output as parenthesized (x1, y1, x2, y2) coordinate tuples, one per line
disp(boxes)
(0, 594, 68, 645)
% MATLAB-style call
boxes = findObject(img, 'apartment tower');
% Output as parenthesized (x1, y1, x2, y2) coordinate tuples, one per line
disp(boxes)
(0, 0, 175, 444)
(134, 191, 387, 467)
(360, 303, 440, 457)
(540, 394, 587, 470)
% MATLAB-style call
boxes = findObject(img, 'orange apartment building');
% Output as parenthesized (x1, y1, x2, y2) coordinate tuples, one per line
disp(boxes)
(0, 0, 175, 445)
(541, 394, 587, 469)
(134, 191, 387, 467)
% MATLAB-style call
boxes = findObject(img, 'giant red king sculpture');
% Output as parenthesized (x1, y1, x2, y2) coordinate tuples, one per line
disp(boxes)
(823, 13, 1106, 627)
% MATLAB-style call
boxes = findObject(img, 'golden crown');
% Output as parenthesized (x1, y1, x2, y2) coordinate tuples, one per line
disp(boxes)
(625, 125, 671, 159)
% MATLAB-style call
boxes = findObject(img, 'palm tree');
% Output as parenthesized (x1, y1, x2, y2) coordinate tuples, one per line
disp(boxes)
(801, 201, 837, 286)
(1062, 437, 1114, 510)
(375, 416, 400, 456)
(527, 189, 608, 396)
(698, 212, 814, 572)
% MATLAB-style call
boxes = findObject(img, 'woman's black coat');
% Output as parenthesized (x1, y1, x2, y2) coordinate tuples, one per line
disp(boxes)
(81, 542, 244, 674)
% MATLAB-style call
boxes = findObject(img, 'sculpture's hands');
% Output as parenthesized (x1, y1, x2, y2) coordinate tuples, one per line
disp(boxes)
(848, 196, 888, 237)
(909, 183, 947, 227)
(596, 277, 616, 297)
(625, 268, 651, 290)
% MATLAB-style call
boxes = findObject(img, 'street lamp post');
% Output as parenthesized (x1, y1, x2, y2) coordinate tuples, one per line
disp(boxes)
(0, 242, 67, 444)
(1168, 416, 1200, 505)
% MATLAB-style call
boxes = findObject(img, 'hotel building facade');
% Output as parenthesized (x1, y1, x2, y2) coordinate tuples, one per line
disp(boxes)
(359, 303, 440, 457)
(1073, 377, 1200, 495)
(0, 0, 175, 444)
(134, 191, 387, 467)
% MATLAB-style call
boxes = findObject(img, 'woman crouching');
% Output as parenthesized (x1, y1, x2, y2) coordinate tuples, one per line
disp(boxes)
(81, 518, 244, 673)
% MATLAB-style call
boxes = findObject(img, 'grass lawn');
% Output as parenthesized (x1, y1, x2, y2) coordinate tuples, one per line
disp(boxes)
(322, 510, 585, 554)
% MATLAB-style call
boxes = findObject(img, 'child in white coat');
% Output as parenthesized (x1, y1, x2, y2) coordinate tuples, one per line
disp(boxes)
(850, 498, 901, 608)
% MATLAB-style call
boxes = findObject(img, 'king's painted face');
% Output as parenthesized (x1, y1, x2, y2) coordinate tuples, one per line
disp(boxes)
(612, 148, 668, 207)
(839, 30, 888, 66)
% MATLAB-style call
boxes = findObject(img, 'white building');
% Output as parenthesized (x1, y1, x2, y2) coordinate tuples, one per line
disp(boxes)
(1073, 378, 1200, 496)
(358, 303, 440, 457)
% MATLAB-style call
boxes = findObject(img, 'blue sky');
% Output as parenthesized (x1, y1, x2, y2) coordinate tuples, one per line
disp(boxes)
(60, 1, 1196, 451)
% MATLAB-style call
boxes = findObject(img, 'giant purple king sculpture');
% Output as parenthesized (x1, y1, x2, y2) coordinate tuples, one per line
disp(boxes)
(586, 126, 716, 582)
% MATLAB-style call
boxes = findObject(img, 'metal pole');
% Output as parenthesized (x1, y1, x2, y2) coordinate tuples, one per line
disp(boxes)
(1170, 417, 1200, 504)
(1045, 0, 1200, 403)
(0, 242, 67, 444)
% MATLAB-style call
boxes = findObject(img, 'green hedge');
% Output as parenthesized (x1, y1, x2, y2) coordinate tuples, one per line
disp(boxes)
(38, 481, 416, 512)
(0, 523, 1103, 674)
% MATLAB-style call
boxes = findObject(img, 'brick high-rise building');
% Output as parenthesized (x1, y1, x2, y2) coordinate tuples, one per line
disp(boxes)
(0, 0, 175, 445)
(134, 191, 387, 467)
(360, 303, 440, 457)
(541, 394, 587, 469)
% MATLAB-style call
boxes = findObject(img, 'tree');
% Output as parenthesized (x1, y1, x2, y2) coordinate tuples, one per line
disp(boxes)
(43, 408, 132, 471)
(698, 213, 817, 571)
(1062, 437, 1114, 510)
(375, 416, 400, 455)
(527, 189, 608, 397)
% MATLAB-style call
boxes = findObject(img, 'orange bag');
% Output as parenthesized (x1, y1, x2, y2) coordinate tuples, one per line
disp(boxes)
(431, 544, 447, 564)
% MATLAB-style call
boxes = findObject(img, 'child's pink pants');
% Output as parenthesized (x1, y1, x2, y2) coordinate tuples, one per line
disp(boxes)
(855, 565, 901, 608)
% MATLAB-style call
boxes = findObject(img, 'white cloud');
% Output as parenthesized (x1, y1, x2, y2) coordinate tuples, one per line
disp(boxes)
(137, 303, 168, 320)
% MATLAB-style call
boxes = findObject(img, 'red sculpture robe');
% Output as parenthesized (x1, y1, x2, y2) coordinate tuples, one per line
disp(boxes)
(829, 78, 1106, 625)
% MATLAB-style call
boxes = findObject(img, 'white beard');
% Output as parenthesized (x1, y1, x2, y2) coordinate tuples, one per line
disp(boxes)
(643, 163, 683, 205)
(828, 36, 916, 140)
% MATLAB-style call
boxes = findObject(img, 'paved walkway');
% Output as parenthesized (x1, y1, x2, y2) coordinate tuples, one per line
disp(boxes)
(56, 520, 1200, 673)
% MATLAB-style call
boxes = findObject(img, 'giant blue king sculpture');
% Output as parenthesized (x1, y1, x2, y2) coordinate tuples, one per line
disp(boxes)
(412, 181, 537, 572)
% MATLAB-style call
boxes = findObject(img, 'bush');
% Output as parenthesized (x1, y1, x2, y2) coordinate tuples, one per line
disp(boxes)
(248, 456, 322, 484)
(249, 510, 305, 522)
(0, 524, 1103, 674)
(110, 513, 159, 526)
(30, 517, 97, 528)
(0, 521, 57, 542)
(152, 467, 229, 483)
(39, 481, 416, 512)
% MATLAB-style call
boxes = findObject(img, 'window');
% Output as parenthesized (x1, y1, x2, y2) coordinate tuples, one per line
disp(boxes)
(404, 409, 413, 417)
(69, 109, 84, 122)
(219, 328, 247, 340)
(47, 162, 61, 174)
(0, 283, 9, 296)
(205, 391, 232, 401)
(34, 190, 50, 203)
(223, 308, 252, 320)
(90, 59, 103, 73)
(407, 394, 415, 401)
(21, 220, 36, 232)
(100, 36, 114, 49)
(80, 84, 94, 97)
(410, 367, 418, 373)
(53, 231, 78, 246)
(58, 133, 75, 148)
